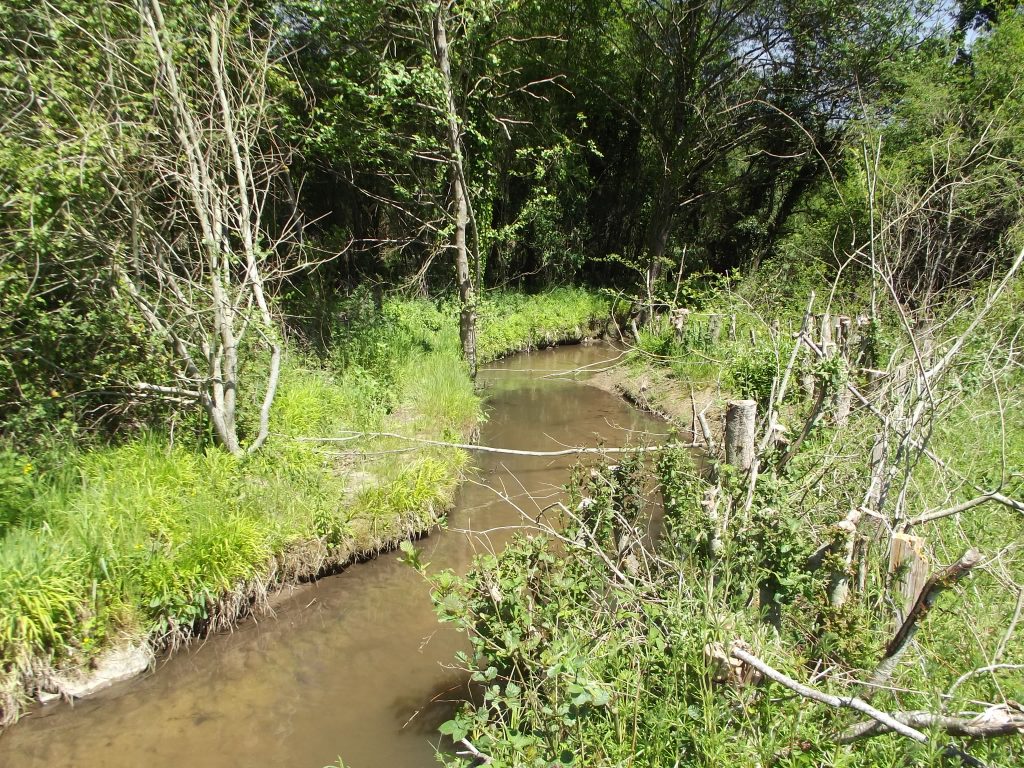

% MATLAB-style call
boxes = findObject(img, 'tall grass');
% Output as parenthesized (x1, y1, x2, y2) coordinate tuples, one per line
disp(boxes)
(563, 274, 1024, 766)
(475, 288, 609, 361)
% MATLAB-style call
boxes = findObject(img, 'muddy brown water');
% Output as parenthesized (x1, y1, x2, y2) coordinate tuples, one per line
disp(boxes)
(0, 343, 667, 768)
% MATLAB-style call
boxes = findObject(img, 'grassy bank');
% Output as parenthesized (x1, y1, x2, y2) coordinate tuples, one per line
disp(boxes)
(427, 281, 1024, 767)
(0, 288, 608, 725)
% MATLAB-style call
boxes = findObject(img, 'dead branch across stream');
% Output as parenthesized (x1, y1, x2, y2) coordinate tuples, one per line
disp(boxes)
(298, 431, 696, 458)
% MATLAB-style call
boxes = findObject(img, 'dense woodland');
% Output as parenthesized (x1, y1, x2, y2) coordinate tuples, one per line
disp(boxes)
(6, 0, 1022, 444)
(1, 0, 1023, 765)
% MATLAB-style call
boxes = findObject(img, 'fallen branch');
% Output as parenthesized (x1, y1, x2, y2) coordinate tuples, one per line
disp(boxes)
(777, 374, 826, 471)
(946, 664, 1024, 702)
(457, 737, 493, 764)
(994, 589, 1024, 663)
(135, 382, 201, 399)
(924, 245, 1024, 385)
(758, 292, 815, 454)
(839, 706, 1024, 744)
(727, 643, 929, 743)
(729, 644, 994, 766)
(542, 351, 628, 378)
(697, 412, 716, 454)
(864, 549, 982, 695)
(299, 431, 696, 458)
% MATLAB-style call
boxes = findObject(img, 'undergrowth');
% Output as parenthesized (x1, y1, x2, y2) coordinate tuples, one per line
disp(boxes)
(428, 442, 1022, 767)
(425, 277, 1023, 767)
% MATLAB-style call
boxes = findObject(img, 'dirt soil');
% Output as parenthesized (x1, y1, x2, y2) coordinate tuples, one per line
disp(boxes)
(588, 361, 723, 443)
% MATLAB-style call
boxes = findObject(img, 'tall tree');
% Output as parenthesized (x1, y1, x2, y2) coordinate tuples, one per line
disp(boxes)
(23, 0, 301, 454)
(430, 1, 478, 377)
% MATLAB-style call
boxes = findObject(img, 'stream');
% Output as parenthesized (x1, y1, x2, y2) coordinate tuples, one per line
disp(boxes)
(0, 343, 666, 768)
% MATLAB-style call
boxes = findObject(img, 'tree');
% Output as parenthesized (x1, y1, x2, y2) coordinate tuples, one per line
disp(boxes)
(430, 2, 479, 377)
(80, 0, 299, 454)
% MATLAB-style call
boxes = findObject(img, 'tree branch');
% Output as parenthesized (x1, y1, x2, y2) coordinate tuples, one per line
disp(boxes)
(839, 707, 1024, 744)
(301, 431, 696, 457)
(727, 643, 929, 743)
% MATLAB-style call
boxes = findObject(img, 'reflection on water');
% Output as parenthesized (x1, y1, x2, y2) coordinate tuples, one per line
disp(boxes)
(0, 343, 665, 768)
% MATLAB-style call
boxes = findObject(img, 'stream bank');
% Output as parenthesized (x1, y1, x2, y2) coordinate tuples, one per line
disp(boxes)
(589, 354, 722, 441)
(0, 290, 609, 728)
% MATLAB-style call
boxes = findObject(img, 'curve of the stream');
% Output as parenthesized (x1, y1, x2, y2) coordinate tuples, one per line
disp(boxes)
(0, 344, 666, 768)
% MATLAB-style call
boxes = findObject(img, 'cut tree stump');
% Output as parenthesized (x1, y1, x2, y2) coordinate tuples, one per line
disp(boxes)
(708, 314, 723, 345)
(725, 399, 757, 473)
(889, 533, 930, 619)
(670, 308, 690, 341)
(821, 312, 833, 355)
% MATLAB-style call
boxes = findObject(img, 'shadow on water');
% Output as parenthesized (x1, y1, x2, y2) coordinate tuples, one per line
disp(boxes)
(0, 343, 667, 768)
(389, 669, 477, 737)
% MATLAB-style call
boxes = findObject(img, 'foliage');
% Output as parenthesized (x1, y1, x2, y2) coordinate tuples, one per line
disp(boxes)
(728, 343, 791, 408)
(0, 1, 176, 445)
(427, 453, 852, 767)
(430, 420, 1022, 766)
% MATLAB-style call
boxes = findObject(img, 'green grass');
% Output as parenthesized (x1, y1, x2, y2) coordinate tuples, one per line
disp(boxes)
(474, 288, 609, 361)
(0, 289, 610, 725)
(431, 427, 1024, 767)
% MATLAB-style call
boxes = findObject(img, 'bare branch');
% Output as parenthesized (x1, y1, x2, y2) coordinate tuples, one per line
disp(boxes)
(301, 431, 697, 458)
(727, 643, 929, 744)
(839, 707, 1024, 744)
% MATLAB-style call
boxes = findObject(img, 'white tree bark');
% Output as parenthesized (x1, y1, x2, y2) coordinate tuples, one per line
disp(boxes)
(99, 0, 294, 455)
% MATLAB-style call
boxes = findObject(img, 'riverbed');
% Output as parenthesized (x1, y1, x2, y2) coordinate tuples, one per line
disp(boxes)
(0, 343, 666, 768)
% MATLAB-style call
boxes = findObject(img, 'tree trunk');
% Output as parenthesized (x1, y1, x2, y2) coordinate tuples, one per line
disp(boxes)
(641, 181, 676, 325)
(432, 4, 477, 379)
(124, 1, 289, 456)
